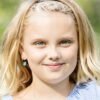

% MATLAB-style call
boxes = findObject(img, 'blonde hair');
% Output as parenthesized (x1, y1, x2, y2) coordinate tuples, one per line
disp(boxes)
(0, 0, 100, 96)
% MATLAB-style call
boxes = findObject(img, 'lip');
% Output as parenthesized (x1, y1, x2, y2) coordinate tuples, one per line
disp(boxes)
(42, 63, 65, 70)
(43, 63, 65, 66)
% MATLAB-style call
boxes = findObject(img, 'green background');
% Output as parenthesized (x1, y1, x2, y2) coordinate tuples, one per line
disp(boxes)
(0, 0, 100, 45)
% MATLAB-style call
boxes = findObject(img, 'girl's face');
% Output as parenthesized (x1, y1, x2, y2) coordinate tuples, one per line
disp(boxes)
(21, 11, 78, 84)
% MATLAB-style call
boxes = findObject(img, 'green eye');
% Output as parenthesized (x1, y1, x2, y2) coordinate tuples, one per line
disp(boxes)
(33, 41, 46, 47)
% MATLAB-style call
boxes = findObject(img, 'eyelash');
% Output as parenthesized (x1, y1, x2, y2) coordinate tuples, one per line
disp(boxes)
(32, 39, 73, 47)
(60, 40, 72, 44)
(33, 41, 46, 46)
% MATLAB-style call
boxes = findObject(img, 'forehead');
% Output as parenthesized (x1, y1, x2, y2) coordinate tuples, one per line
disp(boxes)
(27, 11, 75, 25)
(23, 11, 77, 39)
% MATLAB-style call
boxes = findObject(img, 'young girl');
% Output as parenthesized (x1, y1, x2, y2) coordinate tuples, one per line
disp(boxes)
(0, 0, 100, 100)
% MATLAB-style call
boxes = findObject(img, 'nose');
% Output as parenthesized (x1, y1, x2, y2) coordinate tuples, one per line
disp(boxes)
(47, 46, 61, 61)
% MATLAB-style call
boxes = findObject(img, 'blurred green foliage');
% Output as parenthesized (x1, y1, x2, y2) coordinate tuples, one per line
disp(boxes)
(76, 0, 100, 37)
(0, 0, 20, 40)
(0, 0, 100, 42)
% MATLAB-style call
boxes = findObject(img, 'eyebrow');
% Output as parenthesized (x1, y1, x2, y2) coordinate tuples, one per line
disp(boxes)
(30, 32, 76, 41)
(31, 36, 75, 42)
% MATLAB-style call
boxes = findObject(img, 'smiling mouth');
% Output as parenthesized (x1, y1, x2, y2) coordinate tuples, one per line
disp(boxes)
(42, 63, 65, 70)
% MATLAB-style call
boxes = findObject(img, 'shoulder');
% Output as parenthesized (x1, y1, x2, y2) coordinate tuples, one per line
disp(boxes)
(68, 81, 100, 100)
(95, 82, 100, 97)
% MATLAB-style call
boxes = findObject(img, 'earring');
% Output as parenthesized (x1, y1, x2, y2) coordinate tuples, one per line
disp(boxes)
(22, 60, 28, 67)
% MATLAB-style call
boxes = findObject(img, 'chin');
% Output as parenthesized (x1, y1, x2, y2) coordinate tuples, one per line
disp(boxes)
(43, 75, 69, 85)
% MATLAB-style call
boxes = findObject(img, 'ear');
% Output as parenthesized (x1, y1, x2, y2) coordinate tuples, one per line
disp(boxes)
(19, 43, 27, 60)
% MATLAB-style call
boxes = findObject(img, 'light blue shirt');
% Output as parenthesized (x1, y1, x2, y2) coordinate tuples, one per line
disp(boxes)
(2, 81, 100, 100)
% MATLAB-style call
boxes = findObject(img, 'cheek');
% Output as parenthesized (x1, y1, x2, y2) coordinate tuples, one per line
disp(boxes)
(62, 45, 78, 65)
(61, 47, 78, 76)
(26, 48, 46, 66)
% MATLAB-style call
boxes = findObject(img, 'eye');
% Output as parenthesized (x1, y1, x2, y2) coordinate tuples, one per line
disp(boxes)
(59, 39, 73, 47)
(32, 41, 46, 47)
